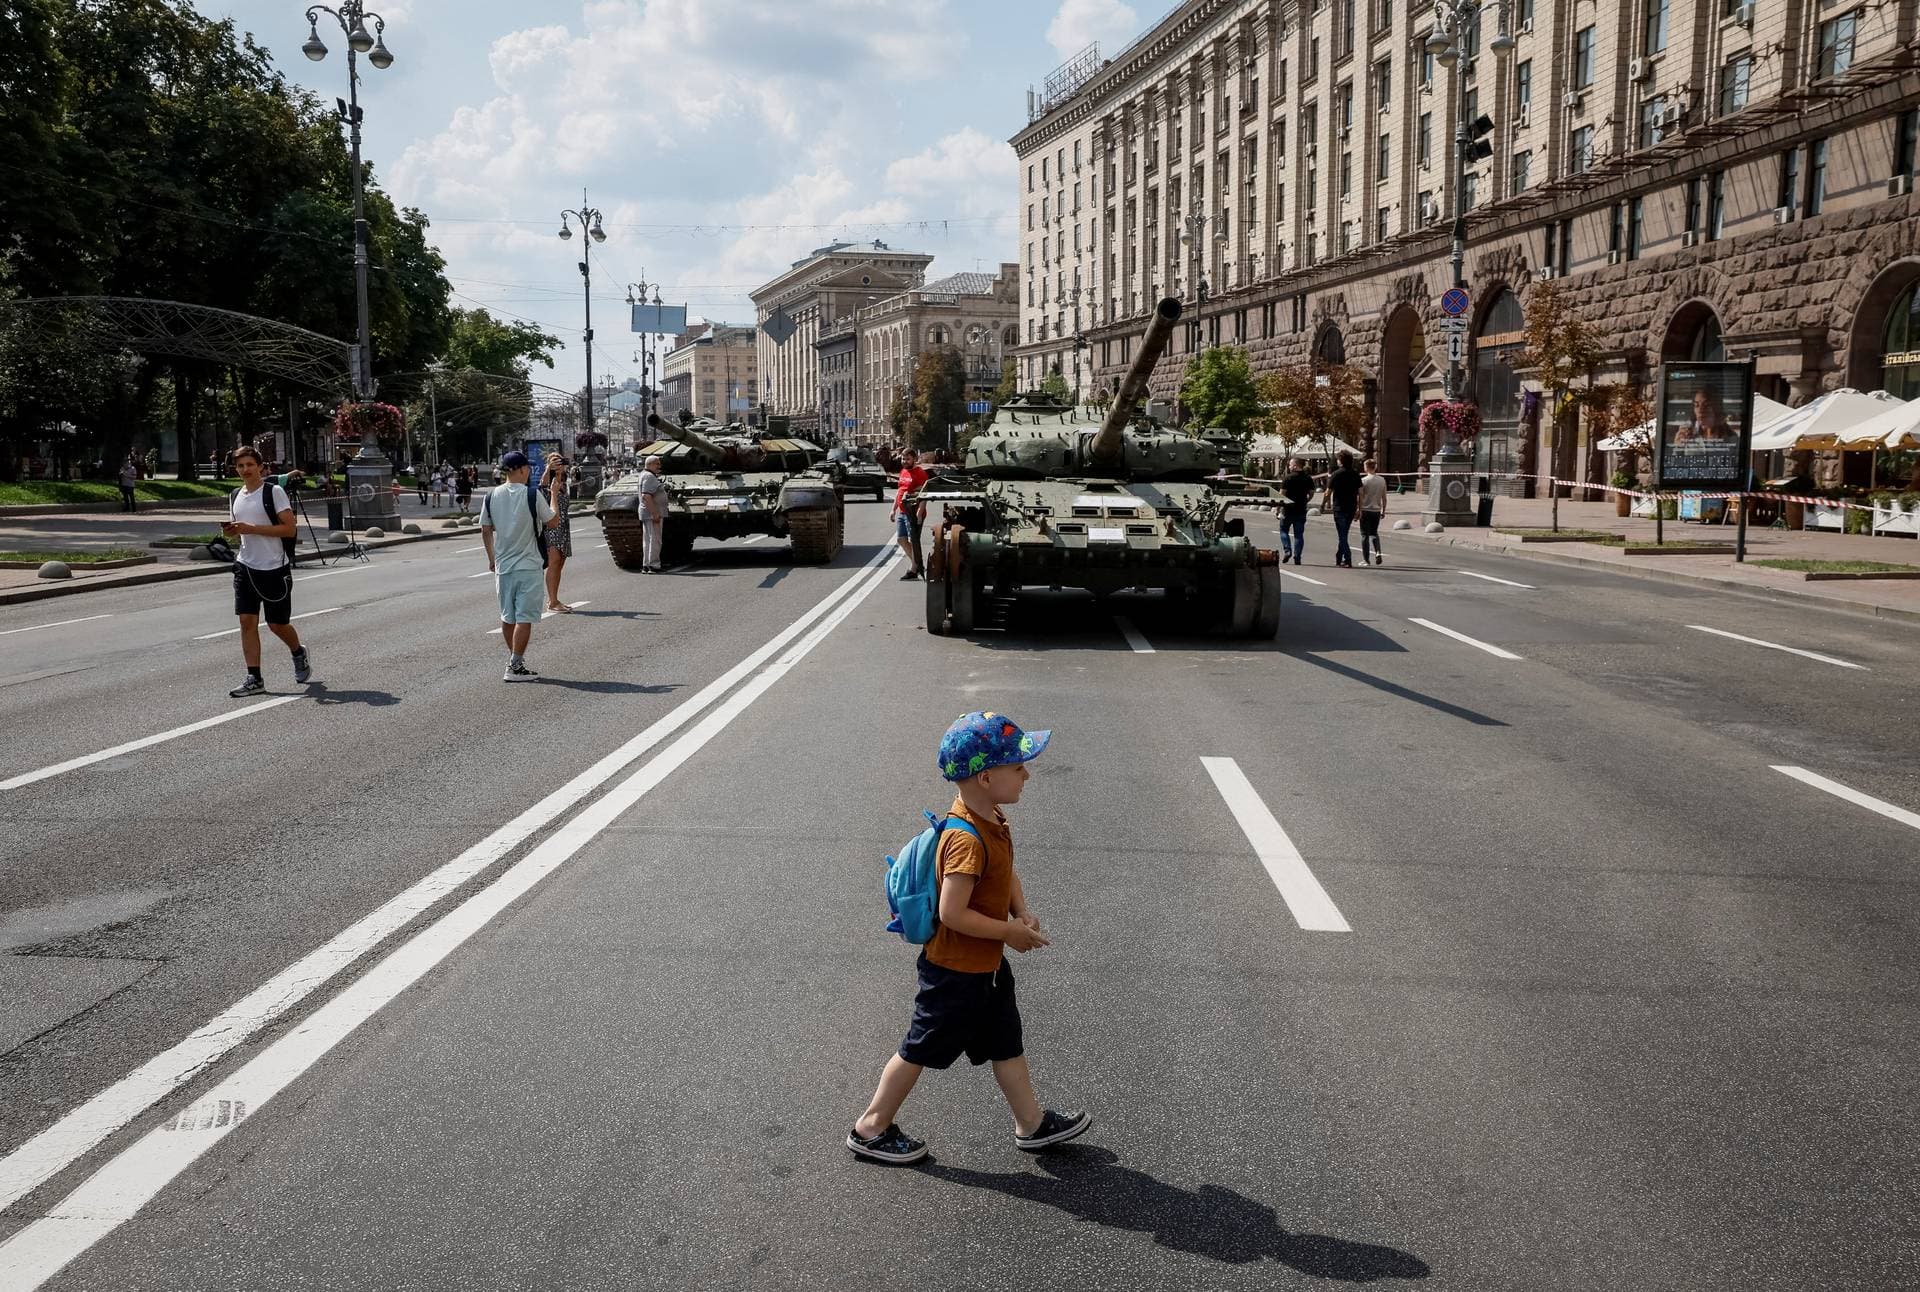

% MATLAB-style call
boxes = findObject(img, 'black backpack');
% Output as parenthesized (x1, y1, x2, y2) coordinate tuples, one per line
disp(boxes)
(481, 485, 549, 568)
(231, 482, 298, 566)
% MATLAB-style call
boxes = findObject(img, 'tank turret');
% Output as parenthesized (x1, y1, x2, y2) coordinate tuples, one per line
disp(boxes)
(1088, 296, 1183, 466)
(647, 411, 726, 461)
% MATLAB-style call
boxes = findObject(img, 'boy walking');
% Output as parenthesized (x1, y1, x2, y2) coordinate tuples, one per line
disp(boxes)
(1358, 458, 1389, 566)
(222, 446, 312, 698)
(479, 450, 564, 681)
(848, 712, 1090, 1164)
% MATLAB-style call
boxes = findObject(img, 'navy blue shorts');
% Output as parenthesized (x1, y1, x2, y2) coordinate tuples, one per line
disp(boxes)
(898, 952, 1023, 1070)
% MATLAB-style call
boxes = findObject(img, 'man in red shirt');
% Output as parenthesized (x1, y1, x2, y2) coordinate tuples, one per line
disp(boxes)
(893, 448, 929, 579)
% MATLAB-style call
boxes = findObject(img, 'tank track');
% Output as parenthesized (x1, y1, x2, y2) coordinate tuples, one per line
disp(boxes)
(599, 511, 649, 571)
(786, 506, 843, 563)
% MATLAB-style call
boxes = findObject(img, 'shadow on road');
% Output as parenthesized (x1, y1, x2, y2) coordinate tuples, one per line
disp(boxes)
(920, 1146, 1429, 1281)
(570, 609, 660, 621)
(1288, 654, 1507, 727)
(306, 684, 400, 707)
(529, 678, 678, 695)
(759, 567, 792, 589)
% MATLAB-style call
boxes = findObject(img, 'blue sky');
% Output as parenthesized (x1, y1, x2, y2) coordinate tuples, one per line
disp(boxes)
(187, 0, 1164, 395)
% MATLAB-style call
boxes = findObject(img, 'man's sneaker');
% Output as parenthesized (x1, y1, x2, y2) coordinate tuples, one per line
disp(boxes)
(846, 1123, 928, 1165)
(1375, 553, 1385, 566)
(292, 648, 312, 685)
(899, 568, 921, 581)
(503, 660, 538, 682)
(228, 675, 266, 699)
(1014, 1109, 1091, 1152)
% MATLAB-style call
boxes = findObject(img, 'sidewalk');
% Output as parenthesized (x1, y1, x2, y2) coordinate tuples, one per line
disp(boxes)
(1401, 497, 1920, 625)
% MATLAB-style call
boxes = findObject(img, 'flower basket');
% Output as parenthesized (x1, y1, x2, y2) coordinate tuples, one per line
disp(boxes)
(1419, 400, 1481, 445)
(333, 402, 405, 448)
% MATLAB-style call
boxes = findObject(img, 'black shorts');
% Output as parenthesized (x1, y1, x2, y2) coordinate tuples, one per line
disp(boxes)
(233, 563, 293, 625)
(898, 952, 1023, 1070)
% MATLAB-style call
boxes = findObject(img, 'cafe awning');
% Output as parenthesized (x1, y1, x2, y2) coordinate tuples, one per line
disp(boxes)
(1747, 389, 1906, 451)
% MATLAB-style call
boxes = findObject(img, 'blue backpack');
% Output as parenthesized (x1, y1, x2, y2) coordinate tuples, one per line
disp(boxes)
(884, 811, 982, 944)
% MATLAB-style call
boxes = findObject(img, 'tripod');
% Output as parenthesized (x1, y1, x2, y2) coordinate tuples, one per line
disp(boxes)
(292, 488, 367, 566)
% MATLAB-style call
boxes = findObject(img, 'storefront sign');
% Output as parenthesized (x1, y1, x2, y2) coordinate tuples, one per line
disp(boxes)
(1656, 360, 1754, 490)
(1882, 349, 1920, 367)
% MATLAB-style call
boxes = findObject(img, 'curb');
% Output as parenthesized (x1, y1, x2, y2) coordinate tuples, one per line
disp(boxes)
(0, 522, 484, 608)
(1409, 532, 1920, 627)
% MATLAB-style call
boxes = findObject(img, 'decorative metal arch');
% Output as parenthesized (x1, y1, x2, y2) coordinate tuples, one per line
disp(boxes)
(0, 296, 352, 393)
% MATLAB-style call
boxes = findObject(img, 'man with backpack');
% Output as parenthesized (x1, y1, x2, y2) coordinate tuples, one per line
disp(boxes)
(849, 711, 1089, 1165)
(221, 446, 311, 698)
(479, 450, 565, 681)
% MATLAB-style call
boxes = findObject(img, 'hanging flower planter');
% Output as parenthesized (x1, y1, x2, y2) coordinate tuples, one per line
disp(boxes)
(1419, 400, 1482, 444)
(333, 401, 405, 446)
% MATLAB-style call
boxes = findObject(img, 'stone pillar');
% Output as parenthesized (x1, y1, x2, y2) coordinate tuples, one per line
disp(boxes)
(1421, 440, 1478, 528)
(345, 441, 403, 534)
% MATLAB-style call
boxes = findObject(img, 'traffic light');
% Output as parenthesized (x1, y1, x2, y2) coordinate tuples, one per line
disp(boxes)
(1466, 113, 1496, 162)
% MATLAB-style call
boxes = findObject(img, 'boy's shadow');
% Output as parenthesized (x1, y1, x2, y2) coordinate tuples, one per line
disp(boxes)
(919, 1146, 1428, 1282)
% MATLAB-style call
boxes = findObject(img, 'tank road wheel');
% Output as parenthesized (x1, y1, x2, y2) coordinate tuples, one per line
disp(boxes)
(924, 526, 977, 636)
(1226, 561, 1284, 639)
(600, 511, 648, 571)
(787, 506, 842, 563)
(1252, 563, 1282, 638)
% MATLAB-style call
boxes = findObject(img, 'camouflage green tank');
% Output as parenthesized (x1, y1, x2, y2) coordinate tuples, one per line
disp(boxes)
(919, 297, 1282, 638)
(594, 414, 844, 568)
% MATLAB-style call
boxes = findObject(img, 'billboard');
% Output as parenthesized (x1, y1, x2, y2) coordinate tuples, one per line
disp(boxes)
(1656, 361, 1753, 490)
(630, 303, 689, 335)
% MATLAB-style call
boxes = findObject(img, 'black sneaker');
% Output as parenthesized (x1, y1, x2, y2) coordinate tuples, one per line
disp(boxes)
(1014, 1109, 1091, 1152)
(292, 648, 312, 685)
(229, 675, 266, 699)
(846, 1123, 928, 1164)
(899, 568, 921, 581)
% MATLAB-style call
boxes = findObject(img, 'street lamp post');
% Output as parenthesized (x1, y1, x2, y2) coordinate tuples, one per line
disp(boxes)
(558, 194, 607, 448)
(303, 1, 401, 531)
(626, 278, 664, 435)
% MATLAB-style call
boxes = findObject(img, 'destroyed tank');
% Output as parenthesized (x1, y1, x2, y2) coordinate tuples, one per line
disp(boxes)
(918, 297, 1282, 638)
(594, 413, 844, 568)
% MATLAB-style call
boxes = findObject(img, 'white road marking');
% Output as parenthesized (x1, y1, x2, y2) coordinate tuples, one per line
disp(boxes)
(1201, 757, 1350, 933)
(0, 550, 901, 1290)
(293, 565, 370, 583)
(193, 607, 342, 641)
(1281, 570, 1327, 586)
(1689, 625, 1865, 671)
(0, 697, 301, 793)
(467, 569, 494, 578)
(1772, 766, 1920, 832)
(0, 614, 113, 638)
(1459, 570, 1535, 589)
(1114, 616, 1155, 653)
(0, 544, 897, 1225)
(476, 602, 594, 635)
(1409, 617, 1523, 660)
(455, 545, 485, 554)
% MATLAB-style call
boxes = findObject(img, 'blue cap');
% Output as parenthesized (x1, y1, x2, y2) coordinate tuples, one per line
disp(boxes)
(500, 450, 530, 470)
(938, 711, 1051, 782)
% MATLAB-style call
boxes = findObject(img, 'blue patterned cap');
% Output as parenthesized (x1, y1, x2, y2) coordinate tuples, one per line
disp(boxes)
(938, 711, 1051, 782)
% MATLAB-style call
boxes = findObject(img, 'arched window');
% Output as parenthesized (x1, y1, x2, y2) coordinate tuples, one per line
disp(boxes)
(1663, 303, 1726, 362)
(1003, 325, 1019, 347)
(1314, 324, 1346, 364)
(1881, 280, 1920, 400)
(928, 325, 950, 346)
(1472, 288, 1527, 475)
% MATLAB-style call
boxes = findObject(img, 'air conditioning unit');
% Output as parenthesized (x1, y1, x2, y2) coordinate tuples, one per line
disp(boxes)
(1339, 124, 1351, 140)
(1520, 18, 1534, 34)
(1462, 57, 1477, 77)
(1680, 231, 1699, 247)
(1734, 3, 1754, 28)
(1518, 104, 1532, 128)
(1774, 205, 1795, 223)
(1889, 174, 1914, 196)
(1607, 250, 1623, 264)
(1563, 90, 1583, 111)
(1306, 141, 1318, 158)
(1420, 78, 1433, 95)
(1628, 57, 1653, 83)
(1534, 266, 1557, 281)
(1419, 196, 1439, 222)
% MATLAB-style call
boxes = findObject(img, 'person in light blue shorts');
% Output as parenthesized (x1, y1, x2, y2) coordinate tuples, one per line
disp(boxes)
(479, 450, 564, 681)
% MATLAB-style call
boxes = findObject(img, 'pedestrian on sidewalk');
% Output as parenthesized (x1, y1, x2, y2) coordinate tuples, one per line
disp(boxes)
(221, 446, 312, 698)
(480, 450, 564, 681)
(1279, 457, 1314, 564)
(636, 454, 667, 572)
(848, 711, 1088, 1165)
(543, 454, 575, 613)
(893, 449, 930, 580)
(118, 456, 139, 512)
(1326, 450, 1363, 568)
(457, 467, 474, 513)
(1358, 458, 1389, 566)
(415, 468, 429, 506)
(430, 466, 445, 510)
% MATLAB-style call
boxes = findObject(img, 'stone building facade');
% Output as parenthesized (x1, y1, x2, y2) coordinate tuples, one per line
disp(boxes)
(1012, 0, 1920, 488)
(751, 242, 935, 437)
(816, 267, 1022, 446)
(658, 324, 760, 424)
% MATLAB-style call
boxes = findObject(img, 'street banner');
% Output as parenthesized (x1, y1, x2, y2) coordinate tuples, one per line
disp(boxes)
(1656, 360, 1754, 490)
(630, 303, 689, 335)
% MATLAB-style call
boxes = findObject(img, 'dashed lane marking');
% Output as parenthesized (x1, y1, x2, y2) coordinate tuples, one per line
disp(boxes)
(1409, 617, 1524, 660)
(455, 545, 485, 554)
(0, 697, 301, 793)
(1772, 766, 1920, 832)
(1201, 757, 1350, 932)
(0, 614, 113, 638)
(1114, 616, 1155, 653)
(1281, 570, 1327, 587)
(293, 566, 370, 583)
(1690, 625, 1865, 671)
(194, 607, 342, 641)
(1458, 570, 1535, 589)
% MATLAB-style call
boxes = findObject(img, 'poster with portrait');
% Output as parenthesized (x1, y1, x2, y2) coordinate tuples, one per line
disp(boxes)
(1656, 362, 1753, 490)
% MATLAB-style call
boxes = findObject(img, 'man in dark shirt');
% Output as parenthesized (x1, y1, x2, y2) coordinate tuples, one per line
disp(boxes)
(1278, 458, 1315, 565)
(1325, 450, 1364, 568)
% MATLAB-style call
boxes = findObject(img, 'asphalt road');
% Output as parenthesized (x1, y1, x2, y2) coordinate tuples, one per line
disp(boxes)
(1, 500, 1915, 1290)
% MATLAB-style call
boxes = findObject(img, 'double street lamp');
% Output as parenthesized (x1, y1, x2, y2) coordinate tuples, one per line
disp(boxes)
(626, 278, 664, 432)
(558, 197, 607, 446)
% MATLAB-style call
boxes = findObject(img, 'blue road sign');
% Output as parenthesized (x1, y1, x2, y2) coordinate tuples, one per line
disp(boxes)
(1440, 286, 1470, 317)
(967, 400, 991, 415)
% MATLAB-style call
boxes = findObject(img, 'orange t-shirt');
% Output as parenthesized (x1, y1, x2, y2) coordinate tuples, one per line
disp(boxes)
(925, 798, 1015, 974)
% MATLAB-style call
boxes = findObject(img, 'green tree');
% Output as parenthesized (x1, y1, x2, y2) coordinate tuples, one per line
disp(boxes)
(905, 347, 967, 451)
(1039, 370, 1070, 403)
(1519, 280, 1604, 531)
(1180, 346, 1262, 441)
(444, 307, 562, 376)
(1255, 360, 1367, 459)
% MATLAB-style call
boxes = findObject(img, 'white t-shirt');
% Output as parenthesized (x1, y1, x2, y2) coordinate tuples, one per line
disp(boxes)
(1359, 474, 1389, 514)
(636, 469, 666, 518)
(231, 482, 290, 571)
(479, 482, 554, 574)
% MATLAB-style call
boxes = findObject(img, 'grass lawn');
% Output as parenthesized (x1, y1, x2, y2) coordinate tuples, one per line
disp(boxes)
(0, 478, 241, 506)
(1754, 558, 1919, 574)
(0, 548, 148, 564)
(1495, 527, 1621, 541)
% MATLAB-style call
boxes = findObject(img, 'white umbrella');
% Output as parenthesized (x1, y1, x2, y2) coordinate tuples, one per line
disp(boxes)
(1748, 388, 1904, 451)
(1247, 433, 1363, 459)
(1599, 394, 1793, 451)
(1804, 390, 1920, 449)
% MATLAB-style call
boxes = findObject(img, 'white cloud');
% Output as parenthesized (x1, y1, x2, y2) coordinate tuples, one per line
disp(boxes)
(1045, 0, 1139, 62)
(885, 129, 1015, 198)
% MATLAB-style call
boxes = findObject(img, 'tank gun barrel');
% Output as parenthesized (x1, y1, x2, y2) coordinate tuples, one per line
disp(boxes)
(1090, 297, 1183, 464)
(646, 411, 722, 459)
